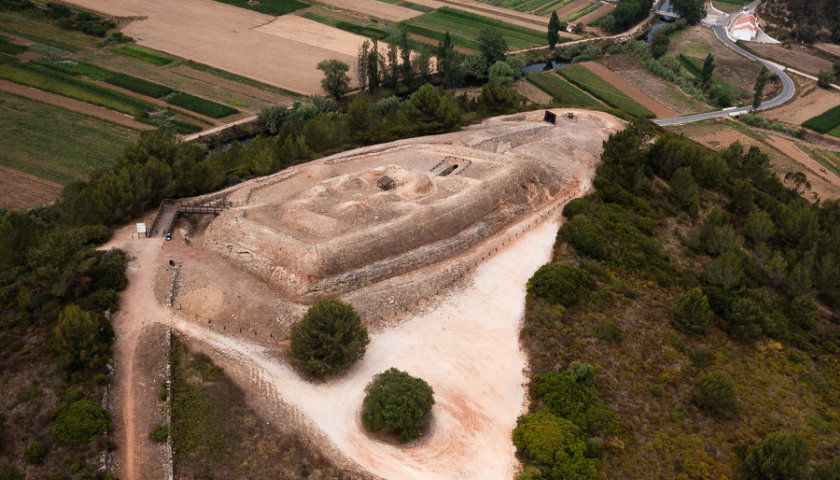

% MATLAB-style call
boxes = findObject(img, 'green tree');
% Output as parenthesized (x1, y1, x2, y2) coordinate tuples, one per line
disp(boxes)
(402, 84, 461, 135)
(722, 296, 763, 341)
(693, 370, 737, 419)
(289, 298, 369, 378)
(740, 432, 811, 480)
(512, 411, 597, 480)
(812, 459, 840, 480)
(368, 40, 381, 92)
(437, 31, 453, 79)
(670, 166, 699, 215)
(703, 224, 744, 256)
(478, 79, 522, 114)
(752, 66, 768, 110)
(671, 0, 705, 24)
(527, 263, 594, 307)
(385, 43, 399, 89)
(744, 211, 774, 244)
(52, 399, 110, 444)
(415, 51, 431, 84)
(700, 53, 714, 91)
(488, 60, 517, 85)
(548, 11, 562, 49)
(23, 441, 46, 465)
(672, 288, 712, 335)
(651, 28, 671, 59)
(818, 70, 834, 88)
(317, 59, 351, 101)
(399, 31, 413, 87)
(478, 28, 507, 68)
(357, 40, 369, 92)
(703, 250, 745, 291)
(50, 305, 114, 373)
(361, 368, 434, 442)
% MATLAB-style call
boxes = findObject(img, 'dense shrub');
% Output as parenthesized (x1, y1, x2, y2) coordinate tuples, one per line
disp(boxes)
(23, 441, 46, 465)
(721, 296, 763, 342)
(528, 264, 594, 307)
(52, 399, 110, 444)
(693, 370, 737, 419)
(512, 411, 596, 480)
(688, 345, 714, 368)
(672, 288, 712, 335)
(289, 298, 369, 378)
(149, 423, 168, 443)
(740, 432, 810, 480)
(0, 466, 22, 480)
(50, 305, 114, 373)
(361, 368, 434, 442)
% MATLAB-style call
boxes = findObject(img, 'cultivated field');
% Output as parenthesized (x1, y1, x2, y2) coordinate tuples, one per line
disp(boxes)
(0, 90, 138, 185)
(558, 64, 655, 118)
(582, 61, 676, 118)
(255, 15, 374, 58)
(62, 0, 361, 94)
(526, 71, 603, 107)
(599, 54, 711, 116)
(670, 26, 761, 97)
(0, 165, 62, 209)
(766, 81, 840, 128)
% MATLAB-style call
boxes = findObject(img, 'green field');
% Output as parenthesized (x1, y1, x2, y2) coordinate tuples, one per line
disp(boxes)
(397, 7, 556, 51)
(804, 105, 840, 134)
(46, 60, 174, 98)
(166, 92, 238, 118)
(210, 0, 307, 15)
(0, 62, 157, 116)
(0, 91, 139, 184)
(112, 45, 177, 66)
(0, 36, 26, 55)
(527, 71, 602, 107)
(479, 0, 573, 15)
(558, 64, 654, 117)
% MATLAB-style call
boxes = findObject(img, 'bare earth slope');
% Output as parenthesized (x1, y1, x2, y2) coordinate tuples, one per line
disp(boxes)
(104, 110, 624, 480)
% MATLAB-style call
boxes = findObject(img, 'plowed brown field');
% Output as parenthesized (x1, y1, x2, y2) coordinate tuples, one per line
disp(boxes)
(582, 61, 677, 118)
(0, 166, 62, 208)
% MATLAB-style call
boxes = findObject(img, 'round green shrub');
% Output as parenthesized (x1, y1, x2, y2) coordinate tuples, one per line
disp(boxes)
(693, 370, 737, 419)
(0, 465, 22, 480)
(740, 432, 810, 480)
(528, 263, 594, 307)
(672, 288, 712, 335)
(361, 368, 434, 443)
(23, 441, 46, 465)
(289, 298, 369, 379)
(149, 423, 168, 443)
(52, 399, 110, 444)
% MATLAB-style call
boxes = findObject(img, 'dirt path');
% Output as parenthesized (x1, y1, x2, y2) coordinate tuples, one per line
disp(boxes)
(0, 80, 154, 130)
(582, 61, 678, 119)
(0, 165, 62, 208)
(766, 135, 840, 183)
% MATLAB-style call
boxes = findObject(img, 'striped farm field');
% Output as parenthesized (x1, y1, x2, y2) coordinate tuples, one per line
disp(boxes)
(803, 105, 840, 135)
(527, 71, 602, 107)
(396, 7, 553, 51)
(558, 64, 654, 118)
(0, 62, 156, 117)
(479, 0, 573, 15)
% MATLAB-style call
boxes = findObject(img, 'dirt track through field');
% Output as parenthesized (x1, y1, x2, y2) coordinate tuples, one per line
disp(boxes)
(0, 165, 62, 208)
(766, 135, 840, 183)
(0, 80, 154, 130)
(62, 0, 361, 94)
(765, 82, 840, 126)
(582, 61, 677, 118)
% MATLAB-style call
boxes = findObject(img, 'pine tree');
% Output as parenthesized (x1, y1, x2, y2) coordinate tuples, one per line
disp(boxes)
(700, 53, 714, 91)
(367, 40, 381, 92)
(548, 11, 562, 49)
(357, 40, 369, 92)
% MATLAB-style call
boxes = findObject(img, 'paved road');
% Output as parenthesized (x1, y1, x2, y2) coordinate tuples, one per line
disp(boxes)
(654, 24, 796, 126)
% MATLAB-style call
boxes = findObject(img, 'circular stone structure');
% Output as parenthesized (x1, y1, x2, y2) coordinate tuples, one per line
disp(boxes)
(202, 109, 624, 302)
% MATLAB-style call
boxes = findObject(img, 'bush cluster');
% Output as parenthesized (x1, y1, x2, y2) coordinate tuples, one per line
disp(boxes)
(289, 299, 369, 379)
(361, 368, 434, 443)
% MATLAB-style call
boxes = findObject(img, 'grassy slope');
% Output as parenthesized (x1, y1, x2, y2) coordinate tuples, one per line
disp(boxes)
(0, 91, 138, 184)
(170, 336, 363, 479)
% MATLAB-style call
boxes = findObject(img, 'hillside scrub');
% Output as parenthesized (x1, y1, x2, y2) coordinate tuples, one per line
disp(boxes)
(519, 121, 840, 478)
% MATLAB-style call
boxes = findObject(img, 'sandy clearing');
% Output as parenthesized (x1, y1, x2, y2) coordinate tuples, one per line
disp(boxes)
(765, 82, 840, 125)
(170, 216, 565, 480)
(747, 43, 832, 76)
(62, 0, 360, 95)
(255, 16, 375, 58)
(0, 165, 62, 208)
(766, 135, 840, 183)
(814, 43, 840, 58)
(582, 61, 677, 118)
(0, 79, 154, 130)
(316, 0, 422, 22)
